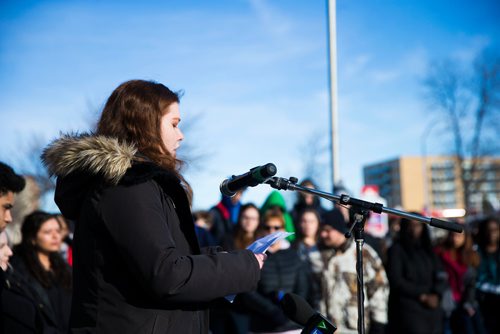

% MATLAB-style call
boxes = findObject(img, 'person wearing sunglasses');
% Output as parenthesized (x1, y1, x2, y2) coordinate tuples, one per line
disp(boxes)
(243, 207, 311, 334)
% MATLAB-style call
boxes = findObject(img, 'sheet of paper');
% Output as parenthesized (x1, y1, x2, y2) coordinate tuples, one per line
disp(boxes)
(246, 231, 294, 253)
(225, 231, 294, 302)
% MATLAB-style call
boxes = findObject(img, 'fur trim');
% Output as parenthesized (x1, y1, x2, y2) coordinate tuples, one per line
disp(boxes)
(42, 133, 137, 185)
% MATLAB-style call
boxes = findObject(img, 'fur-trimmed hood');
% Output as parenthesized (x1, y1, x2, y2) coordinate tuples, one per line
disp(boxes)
(42, 134, 185, 220)
(42, 134, 139, 219)
(42, 133, 137, 185)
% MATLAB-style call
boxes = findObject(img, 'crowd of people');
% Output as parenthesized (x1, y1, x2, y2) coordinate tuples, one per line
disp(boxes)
(1, 166, 500, 334)
(178, 181, 500, 334)
(1, 162, 500, 334)
(0, 80, 499, 334)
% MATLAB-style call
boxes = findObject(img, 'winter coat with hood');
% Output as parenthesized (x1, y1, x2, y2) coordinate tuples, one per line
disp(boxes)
(42, 134, 261, 334)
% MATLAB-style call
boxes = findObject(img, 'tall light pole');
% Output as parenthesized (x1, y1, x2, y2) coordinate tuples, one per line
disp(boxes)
(326, 0, 340, 191)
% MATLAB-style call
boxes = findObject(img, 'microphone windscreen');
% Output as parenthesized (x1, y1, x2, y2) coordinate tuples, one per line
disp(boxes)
(280, 293, 315, 326)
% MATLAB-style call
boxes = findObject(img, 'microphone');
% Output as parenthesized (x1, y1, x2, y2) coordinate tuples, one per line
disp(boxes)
(220, 163, 277, 197)
(280, 293, 337, 334)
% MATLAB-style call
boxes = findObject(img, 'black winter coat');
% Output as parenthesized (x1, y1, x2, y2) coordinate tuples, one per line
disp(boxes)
(43, 135, 261, 334)
(241, 248, 310, 333)
(1, 256, 71, 333)
(387, 242, 446, 334)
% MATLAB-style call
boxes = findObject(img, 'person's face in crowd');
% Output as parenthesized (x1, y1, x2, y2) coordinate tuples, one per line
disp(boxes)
(302, 182, 315, 206)
(263, 217, 284, 252)
(35, 218, 62, 254)
(0, 191, 14, 232)
(389, 217, 401, 235)
(0, 231, 13, 271)
(320, 225, 345, 248)
(487, 220, 500, 244)
(451, 231, 465, 249)
(263, 217, 284, 234)
(160, 102, 184, 158)
(300, 212, 319, 239)
(240, 207, 260, 234)
(408, 220, 423, 240)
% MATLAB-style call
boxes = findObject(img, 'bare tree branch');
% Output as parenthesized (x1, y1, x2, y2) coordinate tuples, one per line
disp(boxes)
(6, 133, 55, 196)
(423, 49, 500, 212)
(298, 130, 329, 184)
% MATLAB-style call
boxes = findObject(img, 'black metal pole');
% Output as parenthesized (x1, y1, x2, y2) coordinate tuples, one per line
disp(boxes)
(352, 212, 367, 334)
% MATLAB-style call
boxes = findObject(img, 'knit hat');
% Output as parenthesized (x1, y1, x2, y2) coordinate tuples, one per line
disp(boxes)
(322, 209, 349, 234)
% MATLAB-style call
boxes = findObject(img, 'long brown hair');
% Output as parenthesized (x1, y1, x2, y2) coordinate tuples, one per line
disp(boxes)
(297, 208, 322, 241)
(97, 80, 191, 194)
(233, 203, 260, 250)
(15, 211, 72, 290)
(442, 229, 480, 268)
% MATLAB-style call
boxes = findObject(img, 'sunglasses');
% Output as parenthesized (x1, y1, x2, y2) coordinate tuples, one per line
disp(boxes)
(264, 225, 283, 231)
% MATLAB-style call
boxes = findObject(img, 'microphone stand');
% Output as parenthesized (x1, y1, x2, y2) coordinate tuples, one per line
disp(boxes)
(265, 176, 463, 334)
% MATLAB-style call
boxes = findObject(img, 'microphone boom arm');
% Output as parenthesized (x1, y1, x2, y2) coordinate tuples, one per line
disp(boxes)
(265, 176, 463, 233)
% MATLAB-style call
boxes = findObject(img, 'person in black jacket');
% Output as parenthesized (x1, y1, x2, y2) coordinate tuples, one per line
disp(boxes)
(292, 208, 323, 310)
(3, 229, 58, 334)
(209, 191, 245, 245)
(243, 208, 310, 334)
(0, 162, 26, 333)
(3, 211, 72, 333)
(42, 79, 265, 334)
(386, 216, 446, 334)
(210, 203, 261, 334)
(475, 216, 500, 334)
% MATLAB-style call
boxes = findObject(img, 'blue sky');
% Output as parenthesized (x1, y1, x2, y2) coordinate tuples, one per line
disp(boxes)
(1, 0, 499, 211)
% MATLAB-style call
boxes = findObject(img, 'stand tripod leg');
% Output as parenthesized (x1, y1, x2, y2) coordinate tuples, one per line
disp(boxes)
(351, 211, 368, 334)
(355, 237, 365, 334)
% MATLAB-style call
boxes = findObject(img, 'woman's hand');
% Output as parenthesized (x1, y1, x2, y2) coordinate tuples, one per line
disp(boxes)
(254, 253, 267, 269)
(419, 293, 439, 309)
